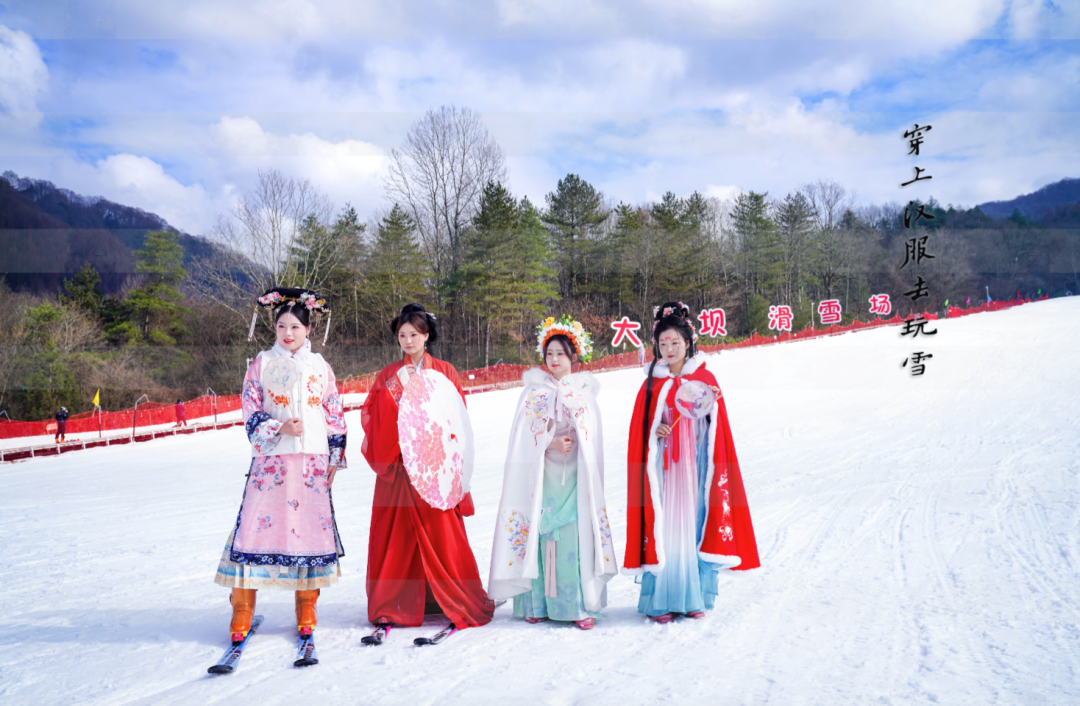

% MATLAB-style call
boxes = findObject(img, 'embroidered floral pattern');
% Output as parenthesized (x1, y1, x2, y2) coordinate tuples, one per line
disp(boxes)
(319, 514, 333, 531)
(303, 455, 328, 493)
(256, 515, 272, 532)
(268, 391, 291, 408)
(288, 499, 299, 511)
(242, 379, 264, 417)
(597, 506, 613, 550)
(323, 391, 344, 432)
(505, 510, 530, 563)
(386, 373, 404, 405)
(525, 389, 551, 445)
(250, 455, 287, 491)
(264, 357, 298, 394)
(398, 371, 466, 510)
(229, 550, 338, 568)
(306, 374, 323, 408)
(246, 411, 282, 455)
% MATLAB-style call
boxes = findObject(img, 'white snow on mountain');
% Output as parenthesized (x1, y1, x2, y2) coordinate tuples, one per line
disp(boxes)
(1, 297, 1078, 705)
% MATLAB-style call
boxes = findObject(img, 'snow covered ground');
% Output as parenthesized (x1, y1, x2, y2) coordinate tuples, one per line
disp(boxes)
(2, 298, 1078, 705)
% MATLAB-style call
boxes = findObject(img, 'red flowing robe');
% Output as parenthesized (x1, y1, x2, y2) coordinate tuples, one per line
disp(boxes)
(360, 353, 495, 628)
(624, 359, 761, 573)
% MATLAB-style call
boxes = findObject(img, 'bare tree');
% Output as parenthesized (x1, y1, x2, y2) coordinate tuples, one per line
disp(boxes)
(210, 168, 335, 294)
(802, 179, 853, 231)
(384, 106, 507, 281)
(202, 169, 339, 328)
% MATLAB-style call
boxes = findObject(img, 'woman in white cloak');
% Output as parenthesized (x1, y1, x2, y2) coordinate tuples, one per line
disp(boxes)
(488, 316, 618, 629)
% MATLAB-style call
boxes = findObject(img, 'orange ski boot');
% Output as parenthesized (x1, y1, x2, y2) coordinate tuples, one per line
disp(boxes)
(229, 588, 257, 645)
(295, 589, 320, 638)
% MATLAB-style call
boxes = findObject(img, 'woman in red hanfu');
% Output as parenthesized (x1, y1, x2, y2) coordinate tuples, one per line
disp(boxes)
(625, 302, 760, 623)
(360, 303, 494, 635)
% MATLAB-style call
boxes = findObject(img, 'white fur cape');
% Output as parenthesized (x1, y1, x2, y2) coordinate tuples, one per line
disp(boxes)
(487, 368, 619, 610)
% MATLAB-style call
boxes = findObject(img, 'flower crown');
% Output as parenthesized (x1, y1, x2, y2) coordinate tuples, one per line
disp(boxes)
(652, 302, 698, 342)
(249, 287, 333, 343)
(536, 315, 594, 363)
(257, 289, 329, 314)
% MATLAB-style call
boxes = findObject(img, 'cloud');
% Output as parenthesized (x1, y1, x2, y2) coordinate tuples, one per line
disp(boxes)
(3, 0, 1076, 236)
(0, 25, 48, 130)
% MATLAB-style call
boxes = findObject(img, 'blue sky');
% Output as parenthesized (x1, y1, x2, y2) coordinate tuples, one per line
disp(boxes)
(0, 0, 1077, 234)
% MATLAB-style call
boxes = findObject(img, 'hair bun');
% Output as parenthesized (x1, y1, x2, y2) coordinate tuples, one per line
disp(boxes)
(655, 301, 690, 321)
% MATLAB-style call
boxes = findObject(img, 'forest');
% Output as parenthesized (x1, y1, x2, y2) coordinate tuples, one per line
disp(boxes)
(1, 106, 1078, 422)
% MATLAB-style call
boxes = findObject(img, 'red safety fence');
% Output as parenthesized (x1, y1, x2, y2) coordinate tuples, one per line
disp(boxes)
(0, 296, 1049, 444)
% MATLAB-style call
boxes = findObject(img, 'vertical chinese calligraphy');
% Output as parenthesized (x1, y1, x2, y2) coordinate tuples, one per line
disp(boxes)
(899, 122, 937, 376)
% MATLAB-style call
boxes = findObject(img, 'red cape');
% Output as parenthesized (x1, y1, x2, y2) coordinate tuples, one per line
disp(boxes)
(360, 353, 494, 628)
(624, 357, 760, 573)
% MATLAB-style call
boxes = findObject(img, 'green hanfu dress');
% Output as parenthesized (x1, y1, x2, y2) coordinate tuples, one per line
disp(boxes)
(513, 416, 600, 621)
(489, 369, 619, 622)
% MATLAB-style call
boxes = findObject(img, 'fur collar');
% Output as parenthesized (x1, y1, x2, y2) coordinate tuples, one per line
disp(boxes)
(641, 350, 706, 379)
(522, 367, 601, 396)
(268, 338, 312, 363)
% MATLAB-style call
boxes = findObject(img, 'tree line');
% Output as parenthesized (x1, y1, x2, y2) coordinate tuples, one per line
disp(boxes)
(3, 105, 1077, 421)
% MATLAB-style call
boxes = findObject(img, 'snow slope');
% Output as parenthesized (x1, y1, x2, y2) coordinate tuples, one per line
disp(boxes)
(2, 298, 1078, 705)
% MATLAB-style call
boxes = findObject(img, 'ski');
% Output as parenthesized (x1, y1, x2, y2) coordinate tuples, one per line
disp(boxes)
(413, 622, 457, 646)
(207, 615, 264, 675)
(361, 623, 392, 646)
(294, 630, 319, 667)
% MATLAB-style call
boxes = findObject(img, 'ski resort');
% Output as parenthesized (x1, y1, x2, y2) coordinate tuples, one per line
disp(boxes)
(2, 297, 1077, 705)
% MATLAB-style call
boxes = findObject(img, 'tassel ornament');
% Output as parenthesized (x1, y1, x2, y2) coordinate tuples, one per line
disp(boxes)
(247, 307, 259, 341)
(322, 310, 332, 345)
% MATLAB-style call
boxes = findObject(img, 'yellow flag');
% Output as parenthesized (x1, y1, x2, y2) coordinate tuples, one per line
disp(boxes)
(92, 389, 100, 408)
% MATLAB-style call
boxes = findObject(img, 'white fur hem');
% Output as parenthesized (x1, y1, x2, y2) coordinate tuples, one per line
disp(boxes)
(641, 351, 707, 378)
(699, 552, 742, 569)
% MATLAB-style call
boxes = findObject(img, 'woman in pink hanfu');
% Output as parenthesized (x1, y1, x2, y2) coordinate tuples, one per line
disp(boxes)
(214, 287, 347, 645)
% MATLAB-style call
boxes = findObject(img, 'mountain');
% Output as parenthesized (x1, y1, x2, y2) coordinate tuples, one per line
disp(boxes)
(0, 171, 231, 295)
(977, 177, 1080, 221)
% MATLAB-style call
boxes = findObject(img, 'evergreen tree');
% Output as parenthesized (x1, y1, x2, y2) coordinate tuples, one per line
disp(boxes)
(649, 191, 710, 307)
(59, 263, 105, 318)
(323, 203, 367, 342)
(542, 174, 608, 299)
(731, 192, 784, 332)
(775, 192, 816, 306)
(127, 230, 190, 346)
(364, 204, 429, 337)
(590, 202, 639, 316)
(459, 182, 556, 365)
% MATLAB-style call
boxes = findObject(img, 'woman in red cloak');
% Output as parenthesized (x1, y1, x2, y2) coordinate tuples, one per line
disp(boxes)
(624, 302, 760, 623)
(360, 303, 494, 631)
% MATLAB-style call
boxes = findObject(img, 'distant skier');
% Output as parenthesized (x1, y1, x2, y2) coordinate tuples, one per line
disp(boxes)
(174, 399, 187, 427)
(54, 407, 69, 444)
(213, 288, 346, 649)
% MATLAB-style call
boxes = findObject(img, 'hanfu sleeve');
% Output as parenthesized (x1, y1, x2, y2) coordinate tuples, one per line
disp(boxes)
(323, 363, 347, 469)
(242, 356, 283, 455)
(360, 368, 402, 482)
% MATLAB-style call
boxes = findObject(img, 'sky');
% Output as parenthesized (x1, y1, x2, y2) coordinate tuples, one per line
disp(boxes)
(0, 0, 1077, 235)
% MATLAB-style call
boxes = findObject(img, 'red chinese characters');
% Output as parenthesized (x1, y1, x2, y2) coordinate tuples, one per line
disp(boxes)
(610, 317, 643, 347)
(697, 308, 728, 337)
(869, 293, 892, 315)
(817, 299, 842, 325)
(767, 305, 793, 332)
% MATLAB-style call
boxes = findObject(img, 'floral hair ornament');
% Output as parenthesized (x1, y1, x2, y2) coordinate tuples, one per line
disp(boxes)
(248, 287, 332, 343)
(651, 301, 698, 341)
(536, 314, 594, 363)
